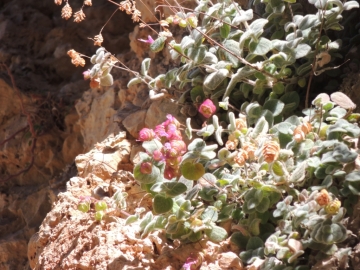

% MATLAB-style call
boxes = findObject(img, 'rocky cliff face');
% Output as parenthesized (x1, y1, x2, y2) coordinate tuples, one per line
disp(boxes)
(0, 0, 133, 268)
(0, 0, 189, 268)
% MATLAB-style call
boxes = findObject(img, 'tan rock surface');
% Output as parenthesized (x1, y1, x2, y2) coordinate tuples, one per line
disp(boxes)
(29, 133, 242, 270)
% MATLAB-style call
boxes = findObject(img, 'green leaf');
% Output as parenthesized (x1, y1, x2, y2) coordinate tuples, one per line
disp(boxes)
(181, 162, 205, 180)
(344, 1, 359, 10)
(251, 116, 269, 138)
(256, 197, 270, 213)
(249, 19, 268, 37)
(231, 232, 250, 249)
(333, 143, 357, 163)
(201, 52, 218, 65)
(153, 195, 173, 214)
(280, 92, 300, 113)
(187, 46, 206, 64)
(142, 139, 163, 154)
(205, 224, 228, 242)
(204, 69, 229, 90)
(298, 15, 319, 30)
(134, 161, 162, 184)
(289, 161, 307, 183)
(222, 40, 241, 67)
(201, 206, 219, 222)
(263, 99, 285, 116)
(246, 236, 264, 250)
(150, 36, 167, 53)
(125, 215, 139, 225)
(295, 44, 311, 59)
(220, 17, 231, 38)
(232, 9, 253, 26)
(161, 182, 187, 197)
(127, 77, 142, 87)
(249, 37, 272, 55)
(140, 58, 151, 76)
(345, 171, 360, 182)
(139, 212, 153, 231)
(100, 74, 114, 86)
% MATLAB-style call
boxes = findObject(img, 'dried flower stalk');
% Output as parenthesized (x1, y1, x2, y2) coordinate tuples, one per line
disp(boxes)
(93, 34, 104, 46)
(67, 49, 85, 67)
(74, 9, 86, 23)
(61, 2, 72, 20)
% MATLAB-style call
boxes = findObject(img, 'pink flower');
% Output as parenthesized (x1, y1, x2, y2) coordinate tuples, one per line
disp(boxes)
(198, 99, 216, 118)
(166, 156, 182, 169)
(154, 123, 168, 140)
(83, 70, 91, 80)
(182, 254, 198, 270)
(170, 140, 187, 156)
(164, 114, 180, 128)
(164, 166, 178, 180)
(140, 162, 152, 174)
(138, 128, 156, 141)
(152, 150, 164, 161)
(138, 35, 155, 44)
(166, 124, 183, 141)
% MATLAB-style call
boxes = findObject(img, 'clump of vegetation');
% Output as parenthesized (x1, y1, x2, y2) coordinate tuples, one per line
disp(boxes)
(65, 0, 360, 267)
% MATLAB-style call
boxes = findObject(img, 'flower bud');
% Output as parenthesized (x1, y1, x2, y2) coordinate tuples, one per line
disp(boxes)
(138, 128, 156, 141)
(166, 16, 174, 24)
(78, 202, 90, 213)
(234, 149, 248, 166)
(198, 99, 216, 118)
(262, 141, 280, 163)
(325, 199, 341, 215)
(140, 162, 153, 174)
(95, 210, 105, 221)
(83, 70, 91, 80)
(179, 19, 187, 28)
(164, 166, 178, 180)
(95, 200, 108, 212)
(152, 149, 164, 161)
(315, 189, 331, 206)
(187, 14, 198, 28)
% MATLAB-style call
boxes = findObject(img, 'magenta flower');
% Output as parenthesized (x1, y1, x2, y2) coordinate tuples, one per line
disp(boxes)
(152, 150, 164, 162)
(83, 70, 91, 80)
(164, 166, 178, 180)
(138, 35, 155, 44)
(138, 128, 156, 141)
(170, 140, 187, 156)
(140, 162, 152, 174)
(198, 99, 216, 118)
(182, 254, 198, 270)
(164, 114, 180, 128)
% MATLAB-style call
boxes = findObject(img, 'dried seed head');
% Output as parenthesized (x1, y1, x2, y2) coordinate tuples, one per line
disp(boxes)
(61, 2, 72, 20)
(235, 118, 247, 130)
(74, 9, 86, 23)
(93, 34, 103, 46)
(242, 142, 257, 160)
(262, 141, 280, 163)
(131, 9, 141, 22)
(84, 0, 92, 6)
(119, 0, 132, 13)
(293, 121, 312, 143)
(67, 49, 85, 67)
(315, 189, 331, 206)
(225, 134, 238, 151)
(54, 0, 62, 5)
(234, 149, 248, 166)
